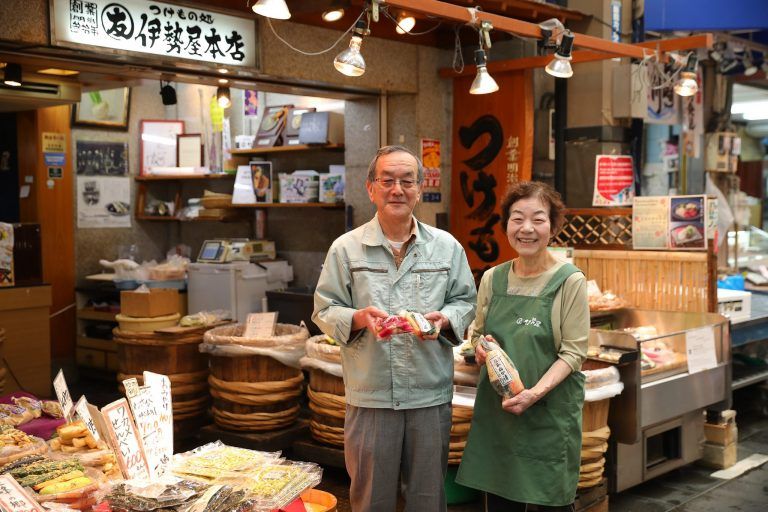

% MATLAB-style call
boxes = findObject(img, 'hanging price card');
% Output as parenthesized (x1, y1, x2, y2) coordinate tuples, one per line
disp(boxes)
(102, 399, 150, 479)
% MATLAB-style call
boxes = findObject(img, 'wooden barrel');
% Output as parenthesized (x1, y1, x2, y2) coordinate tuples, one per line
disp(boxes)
(208, 354, 303, 432)
(307, 368, 345, 447)
(0, 328, 5, 394)
(113, 328, 210, 424)
(448, 405, 473, 465)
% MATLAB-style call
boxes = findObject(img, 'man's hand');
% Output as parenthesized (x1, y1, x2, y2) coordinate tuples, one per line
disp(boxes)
(422, 311, 450, 340)
(351, 306, 389, 336)
(501, 388, 539, 416)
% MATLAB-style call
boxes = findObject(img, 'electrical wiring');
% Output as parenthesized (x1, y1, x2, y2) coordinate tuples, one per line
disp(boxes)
(381, 8, 442, 36)
(265, 10, 366, 56)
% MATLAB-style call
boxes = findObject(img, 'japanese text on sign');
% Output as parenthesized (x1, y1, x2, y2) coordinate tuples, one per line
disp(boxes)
(143, 371, 173, 472)
(103, 399, 149, 479)
(75, 396, 101, 442)
(52, 0, 257, 67)
(0, 474, 44, 512)
(53, 369, 74, 420)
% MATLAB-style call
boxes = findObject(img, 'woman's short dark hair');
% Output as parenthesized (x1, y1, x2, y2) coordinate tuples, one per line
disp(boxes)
(500, 181, 566, 234)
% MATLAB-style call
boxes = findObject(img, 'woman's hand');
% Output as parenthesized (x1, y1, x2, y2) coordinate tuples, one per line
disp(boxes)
(474, 335, 495, 366)
(501, 389, 540, 416)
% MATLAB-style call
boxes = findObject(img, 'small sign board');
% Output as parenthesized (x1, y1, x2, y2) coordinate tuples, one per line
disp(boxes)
(244, 312, 277, 338)
(0, 474, 45, 512)
(143, 371, 173, 472)
(74, 396, 100, 442)
(53, 369, 74, 421)
(102, 398, 150, 479)
(685, 326, 718, 374)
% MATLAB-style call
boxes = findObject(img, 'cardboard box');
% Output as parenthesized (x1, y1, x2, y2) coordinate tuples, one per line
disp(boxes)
(704, 422, 738, 446)
(700, 441, 737, 469)
(120, 288, 179, 318)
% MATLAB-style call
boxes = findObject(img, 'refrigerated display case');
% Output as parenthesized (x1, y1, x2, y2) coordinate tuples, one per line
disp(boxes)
(589, 309, 730, 491)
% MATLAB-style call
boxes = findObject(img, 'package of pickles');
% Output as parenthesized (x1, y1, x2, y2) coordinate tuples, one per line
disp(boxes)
(172, 442, 280, 482)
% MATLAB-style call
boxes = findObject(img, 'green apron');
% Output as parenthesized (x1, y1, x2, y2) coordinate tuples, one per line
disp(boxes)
(456, 261, 585, 506)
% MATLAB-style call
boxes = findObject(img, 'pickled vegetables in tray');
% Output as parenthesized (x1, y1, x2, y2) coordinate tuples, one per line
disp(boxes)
(172, 442, 280, 481)
(229, 462, 322, 511)
(480, 336, 525, 399)
(375, 310, 436, 339)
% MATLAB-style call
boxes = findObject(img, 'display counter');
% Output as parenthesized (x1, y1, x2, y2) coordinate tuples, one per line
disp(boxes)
(730, 291, 768, 390)
(589, 309, 730, 492)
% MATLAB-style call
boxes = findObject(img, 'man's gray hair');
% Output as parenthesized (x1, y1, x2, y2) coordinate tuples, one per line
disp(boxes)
(366, 145, 424, 183)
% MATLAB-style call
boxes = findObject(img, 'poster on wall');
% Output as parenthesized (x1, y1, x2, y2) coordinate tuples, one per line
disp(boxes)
(77, 177, 131, 228)
(76, 141, 128, 176)
(592, 155, 634, 206)
(450, 70, 534, 282)
(646, 64, 679, 125)
(421, 138, 441, 203)
(633, 195, 708, 250)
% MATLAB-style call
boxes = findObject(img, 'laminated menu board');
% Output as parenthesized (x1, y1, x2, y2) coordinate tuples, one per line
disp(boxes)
(633, 195, 708, 250)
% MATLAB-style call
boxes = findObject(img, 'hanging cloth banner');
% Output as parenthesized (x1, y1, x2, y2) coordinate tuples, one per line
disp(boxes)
(450, 69, 534, 282)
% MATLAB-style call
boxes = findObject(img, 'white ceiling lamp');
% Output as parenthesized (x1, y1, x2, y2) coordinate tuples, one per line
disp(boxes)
(395, 12, 415, 34)
(252, 0, 290, 20)
(322, 9, 345, 22)
(709, 41, 726, 62)
(545, 30, 574, 78)
(216, 86, 232, 108)
(674, 54, 699, 97)
(334, 15, 369, 77)
(470, 48, 499, 94)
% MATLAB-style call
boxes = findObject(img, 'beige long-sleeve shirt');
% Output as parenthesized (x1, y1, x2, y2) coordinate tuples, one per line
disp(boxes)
(470, 260, 589, 372)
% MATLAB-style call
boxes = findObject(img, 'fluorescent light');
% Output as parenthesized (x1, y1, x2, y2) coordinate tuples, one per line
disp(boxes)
(252, 0, 290, 20)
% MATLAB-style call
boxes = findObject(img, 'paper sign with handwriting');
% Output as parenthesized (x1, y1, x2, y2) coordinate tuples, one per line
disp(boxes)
(685, 326, 718, 374)
(0, 474, 44, 512)
(74, 396, 100, 442)
(127, 385, 166, 477)
(244, 312, 277, 338)
(53, 369, 74, 420)
(102, 398, 149, 479)
(143, 371, 173, 473)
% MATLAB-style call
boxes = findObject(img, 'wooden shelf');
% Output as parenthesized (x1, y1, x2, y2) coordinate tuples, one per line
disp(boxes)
(135, 215, 250, 222)
(78, 335, 117, 352)
(230, 143, 344, 156)
(77, 308, 118, 322)
(135, 174, 235, 181)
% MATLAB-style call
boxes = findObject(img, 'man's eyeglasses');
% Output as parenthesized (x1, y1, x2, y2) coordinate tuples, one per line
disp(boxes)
(373, 178, 418, 189)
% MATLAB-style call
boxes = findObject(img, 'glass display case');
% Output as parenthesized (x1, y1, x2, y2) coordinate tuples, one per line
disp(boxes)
(588, 309, 730, 492)
(726, 226, 768, 269)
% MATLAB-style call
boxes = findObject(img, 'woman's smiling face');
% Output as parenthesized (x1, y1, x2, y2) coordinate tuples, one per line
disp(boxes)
(506, 196, 552, 258)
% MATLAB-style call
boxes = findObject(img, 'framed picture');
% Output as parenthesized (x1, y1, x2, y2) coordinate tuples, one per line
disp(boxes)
(72, 87, 131, 130)
(75, 140, 128, 176)
(250, 161, 274, 203)
(177, 134, 203, 168)
(140, 120, 184, 175)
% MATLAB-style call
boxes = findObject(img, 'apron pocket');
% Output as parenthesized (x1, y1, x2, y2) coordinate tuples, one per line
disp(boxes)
(506, 403, 567, 463)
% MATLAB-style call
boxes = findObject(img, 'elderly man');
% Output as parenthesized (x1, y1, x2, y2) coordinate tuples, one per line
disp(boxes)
(312, 145, 477, 511)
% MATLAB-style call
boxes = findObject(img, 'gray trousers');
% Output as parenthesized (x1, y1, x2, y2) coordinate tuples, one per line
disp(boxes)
(344, 403, 452, 512)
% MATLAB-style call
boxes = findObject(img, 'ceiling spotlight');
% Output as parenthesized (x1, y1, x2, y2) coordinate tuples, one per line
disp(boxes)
(470, 48, 499, 95)
(334, 16, 369, 77)
(709, 41, 726, 62)
(216, 86, 231, 108)
(3, 63, 22, 87)
(743, 53, 758, 76)
(159, 81, 177, 105)
(395, 12, 415, 34)
(674, 55, 698, 97)
(545, 30, 575, 78)
(218, 78, 229, 85)
(251, 0, 290, 20)
(322, 9, 345, 22)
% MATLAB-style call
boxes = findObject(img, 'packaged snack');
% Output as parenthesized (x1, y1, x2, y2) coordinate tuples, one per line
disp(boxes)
(401, 310, 437, 338)
(374, 311, 436, 340)
(480, 336, 525, 399)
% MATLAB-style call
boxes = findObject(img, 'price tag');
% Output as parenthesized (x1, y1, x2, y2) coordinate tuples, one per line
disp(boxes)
(102, 399, 150, 480)
(127, 386, 165, 477)
(0, 474, 45, 512)
(244, 312, 277, 338)
(74, 396, 100, 442)
(685, 326, 718, 374)
(143, 371, 173, 474)
(53, 369, 74, 420)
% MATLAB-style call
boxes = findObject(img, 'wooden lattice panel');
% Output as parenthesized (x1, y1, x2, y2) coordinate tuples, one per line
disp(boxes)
(574, 250, 712, 313)
(554, 208, 633, 247)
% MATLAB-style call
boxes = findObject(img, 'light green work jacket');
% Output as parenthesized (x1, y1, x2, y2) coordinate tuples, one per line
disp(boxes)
(312, 215, 477, 409)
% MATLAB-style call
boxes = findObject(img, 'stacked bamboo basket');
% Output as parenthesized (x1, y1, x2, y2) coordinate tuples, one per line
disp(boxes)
(114, 329, 210, 430)
(204, 323, 308, 432)
(0, 328, 5, 393)
(448, 405, 473, 465)
(302, 335, 345, 447)
(579, 399, 611, 489)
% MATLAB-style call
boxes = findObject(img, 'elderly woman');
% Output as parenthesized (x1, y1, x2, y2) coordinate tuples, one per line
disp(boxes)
(456, 181, 589, 511)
